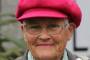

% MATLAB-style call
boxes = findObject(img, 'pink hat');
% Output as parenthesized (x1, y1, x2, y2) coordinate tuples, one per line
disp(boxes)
(16, 0, 82, 27)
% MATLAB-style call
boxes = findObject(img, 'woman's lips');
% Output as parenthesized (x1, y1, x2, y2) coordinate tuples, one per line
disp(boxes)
(36, 44, 53, 46)
(35, 43, 54, 48)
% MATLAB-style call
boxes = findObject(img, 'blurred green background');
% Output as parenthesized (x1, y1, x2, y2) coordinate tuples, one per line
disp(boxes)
(0, 0, 25, 60)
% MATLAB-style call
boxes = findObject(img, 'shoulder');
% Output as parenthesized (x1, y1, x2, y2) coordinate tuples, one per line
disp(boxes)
(67, 49, 89, 60)
(15, 50, 28, 60)
(15, 56, 26, 60)
(77, 55, 89, 60)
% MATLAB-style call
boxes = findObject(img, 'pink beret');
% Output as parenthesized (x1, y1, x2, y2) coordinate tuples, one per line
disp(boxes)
(16, 0, 82, 27)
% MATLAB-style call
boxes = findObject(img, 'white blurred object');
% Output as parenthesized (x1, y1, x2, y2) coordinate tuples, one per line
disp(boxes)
(78, 56, 90, 60)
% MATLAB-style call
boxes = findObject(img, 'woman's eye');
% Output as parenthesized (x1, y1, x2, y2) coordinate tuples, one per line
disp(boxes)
(48, 24, 60, 28)
(30, 26, 41, 29)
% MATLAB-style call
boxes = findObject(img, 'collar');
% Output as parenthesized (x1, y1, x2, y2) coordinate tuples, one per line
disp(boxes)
(28, 51, 34, 60)
(62, 50, 68, 60)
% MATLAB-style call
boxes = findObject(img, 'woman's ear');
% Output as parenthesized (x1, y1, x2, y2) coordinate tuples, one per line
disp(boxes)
(66, 23, 76, 41)
(20, 24, 24, 32)
(68, 23, 76, 33)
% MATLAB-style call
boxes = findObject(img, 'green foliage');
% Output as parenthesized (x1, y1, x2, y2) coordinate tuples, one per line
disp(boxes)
(0, 47, 22, 60)
(0, 13, 25, 60)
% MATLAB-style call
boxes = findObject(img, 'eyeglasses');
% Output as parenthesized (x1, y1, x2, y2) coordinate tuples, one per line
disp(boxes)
(24, 21, 69, 35)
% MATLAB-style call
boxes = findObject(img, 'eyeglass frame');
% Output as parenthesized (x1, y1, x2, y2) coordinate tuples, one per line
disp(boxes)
(22, 20, 69, 35)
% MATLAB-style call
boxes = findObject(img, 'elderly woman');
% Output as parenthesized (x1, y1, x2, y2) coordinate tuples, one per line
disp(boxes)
(15, 0, 84, 60)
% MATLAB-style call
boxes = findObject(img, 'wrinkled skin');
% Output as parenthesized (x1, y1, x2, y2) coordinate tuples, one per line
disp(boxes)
(21, 18, 75, 60)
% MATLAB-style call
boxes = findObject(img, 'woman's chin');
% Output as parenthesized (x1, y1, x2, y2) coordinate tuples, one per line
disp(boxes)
(32, 49, 57, 60)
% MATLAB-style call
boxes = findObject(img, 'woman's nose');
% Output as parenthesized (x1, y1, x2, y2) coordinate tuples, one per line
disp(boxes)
(38, 29, 51, 41)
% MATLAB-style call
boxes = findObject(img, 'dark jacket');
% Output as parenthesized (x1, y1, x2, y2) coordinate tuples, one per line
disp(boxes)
(15, 50, 83, 60)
